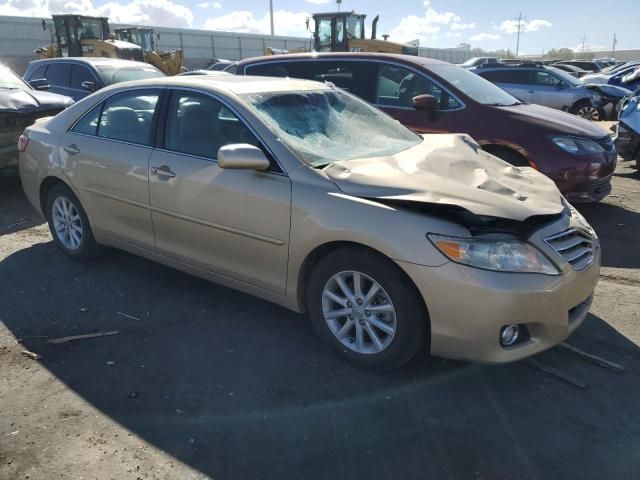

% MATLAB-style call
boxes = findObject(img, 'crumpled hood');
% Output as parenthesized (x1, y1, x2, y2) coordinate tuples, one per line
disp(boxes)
(496, 103, 607, 137)
(584, 83, 632, 98)
(580, 74, 608, 84)
(0, 88, 73, 113)
(324, 134, 564, 222)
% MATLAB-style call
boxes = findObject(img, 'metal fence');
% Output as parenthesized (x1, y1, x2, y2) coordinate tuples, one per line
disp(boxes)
(0, 14, 473, 74)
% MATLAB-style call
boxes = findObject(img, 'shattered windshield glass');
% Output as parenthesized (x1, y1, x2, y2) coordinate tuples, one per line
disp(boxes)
(244, 89, 422, 167)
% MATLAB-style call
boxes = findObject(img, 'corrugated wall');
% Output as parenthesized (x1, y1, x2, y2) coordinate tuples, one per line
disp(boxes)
(0, 14, 473, 74)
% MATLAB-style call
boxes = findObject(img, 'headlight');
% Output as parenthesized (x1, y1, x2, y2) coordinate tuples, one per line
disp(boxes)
(428, 234, 559, 275)
(552, 136, 605, 154)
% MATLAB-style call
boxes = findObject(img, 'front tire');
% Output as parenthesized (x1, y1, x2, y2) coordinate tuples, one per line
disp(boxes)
(45, 184, 102, 261)
(307, 247, 428, 370)
(570, 101, 601, 121)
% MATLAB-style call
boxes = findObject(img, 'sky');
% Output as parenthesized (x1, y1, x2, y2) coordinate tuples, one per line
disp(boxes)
(1, 0, 638, 54)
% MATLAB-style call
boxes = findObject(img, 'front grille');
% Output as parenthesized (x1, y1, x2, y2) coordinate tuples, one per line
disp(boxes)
(544, 228, 595, 271)
(595, 135, 615, 153)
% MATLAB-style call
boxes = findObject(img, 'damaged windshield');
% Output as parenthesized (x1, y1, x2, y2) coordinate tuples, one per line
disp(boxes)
(244, 89, 422, 167)
(0, 65, 29, 91)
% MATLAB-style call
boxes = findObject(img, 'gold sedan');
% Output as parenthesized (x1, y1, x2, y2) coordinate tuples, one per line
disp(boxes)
(18, 75, 600, 370)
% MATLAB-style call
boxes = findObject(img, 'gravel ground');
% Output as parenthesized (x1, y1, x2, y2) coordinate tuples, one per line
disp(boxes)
(1, 159, 639, 480)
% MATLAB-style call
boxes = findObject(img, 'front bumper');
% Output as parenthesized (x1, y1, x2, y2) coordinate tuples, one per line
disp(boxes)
(397, 245, 600, 364)
(563, 174, 613, 203)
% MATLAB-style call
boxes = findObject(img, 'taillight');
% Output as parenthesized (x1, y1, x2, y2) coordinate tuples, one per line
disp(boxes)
(18, 133, 29, 153)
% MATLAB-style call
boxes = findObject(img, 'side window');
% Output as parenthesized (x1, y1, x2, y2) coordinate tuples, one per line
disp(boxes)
(531, 70, 560, 86)
(28, 64, 48, 80)
(376, 64, 462, 110)
(45, 63, 71, 87)
(495, 70, 529, 84)
(164, 91, 260, 160)
(317, 18, 332, 51)
(70, 65, 96, 90)
(98, 90, 160, 145)
(71, 103, 102, 136)
(478, 70, 512, 83)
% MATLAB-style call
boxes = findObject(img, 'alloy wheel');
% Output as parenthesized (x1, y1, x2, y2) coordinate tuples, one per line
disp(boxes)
(52, 196, 83, 250)
(321, 270, 397, 354)
(576, 105, 600, 121)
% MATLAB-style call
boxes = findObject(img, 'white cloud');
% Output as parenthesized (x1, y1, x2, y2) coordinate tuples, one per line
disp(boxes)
(469, 32, 501, 41)
(203, 10, 310, 37)
(445, 32, 462, 38)
(305, 0, 329, 4)
(450, 21, 476, 30)
(498, 18, 552, 34)
(388, 3, 469, 43)
(197, 1, 221, 7)
(0, 0, 194, 27)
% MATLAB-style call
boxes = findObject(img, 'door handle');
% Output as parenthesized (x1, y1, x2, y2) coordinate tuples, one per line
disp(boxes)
(64, 144, 80, 155)
(151, 165, 176, 178)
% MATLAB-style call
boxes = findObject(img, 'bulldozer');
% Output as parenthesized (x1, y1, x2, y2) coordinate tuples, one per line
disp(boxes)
(312, 11, 418, 55)
(35, 15, 144, 61)
(114, 27, 184, 76)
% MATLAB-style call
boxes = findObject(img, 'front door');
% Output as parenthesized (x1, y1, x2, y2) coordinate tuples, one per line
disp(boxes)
(148, 89, 291, 295)
(374, 63, 457, 134)
(528, 70, 572, 110)
(60, 88, 161, 249)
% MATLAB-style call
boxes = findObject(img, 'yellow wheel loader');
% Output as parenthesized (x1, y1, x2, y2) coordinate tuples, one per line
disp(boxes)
(264, 11, 418, 56)
(35, 15, 144, 61)
(114, 27, 184, 76)
(312, 11, 418, 55)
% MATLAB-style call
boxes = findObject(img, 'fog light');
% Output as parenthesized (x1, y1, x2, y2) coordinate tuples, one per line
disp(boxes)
(500, 325, 520, 347)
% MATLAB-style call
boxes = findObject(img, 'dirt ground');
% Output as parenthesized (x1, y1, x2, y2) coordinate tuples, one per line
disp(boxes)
(1, 158, 639, 480)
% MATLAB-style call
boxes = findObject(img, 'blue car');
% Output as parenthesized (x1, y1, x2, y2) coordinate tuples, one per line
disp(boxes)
(581, 61, 640, 88)
(23, 57, 165, 101)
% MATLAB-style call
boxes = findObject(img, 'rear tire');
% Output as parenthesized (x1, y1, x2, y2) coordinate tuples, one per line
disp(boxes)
(45, 184, 102, 261)
(307, 247, 428, 371)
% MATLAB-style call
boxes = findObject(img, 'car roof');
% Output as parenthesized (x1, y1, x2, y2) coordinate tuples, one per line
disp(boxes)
(105, 74, 333, 95)
(27, 57, 148, 69)
(236, 52, 450, 67)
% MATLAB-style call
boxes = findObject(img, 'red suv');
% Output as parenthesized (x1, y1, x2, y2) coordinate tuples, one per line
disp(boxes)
(235, 53, 616, 202)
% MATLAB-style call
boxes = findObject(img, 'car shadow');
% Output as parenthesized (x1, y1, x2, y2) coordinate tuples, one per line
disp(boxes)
(0, 169, 46, 235)
(575, 201, 640, 269)
(1, 242, 639, 479)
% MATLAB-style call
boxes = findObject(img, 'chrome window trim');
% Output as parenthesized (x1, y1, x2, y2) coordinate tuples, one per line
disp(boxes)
(243, 57, 466, 112)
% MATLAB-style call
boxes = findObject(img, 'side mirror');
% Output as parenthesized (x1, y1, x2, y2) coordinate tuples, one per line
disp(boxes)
(412, 94, 438, 112)
(218, 144, 270, 171)
(555, 81, 568, 89)
(29, 78, 50, 90)
(81, 81, 97, 92)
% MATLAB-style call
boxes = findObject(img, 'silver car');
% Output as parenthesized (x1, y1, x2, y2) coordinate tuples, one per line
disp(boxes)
(473, 64, 603, 120)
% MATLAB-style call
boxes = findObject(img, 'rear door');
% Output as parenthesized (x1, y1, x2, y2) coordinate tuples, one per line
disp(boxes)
(68, 64, 101, 100)
(60, 88, 161, 249)
(148, 89, 291, 295)
(373, 62, 458, 133)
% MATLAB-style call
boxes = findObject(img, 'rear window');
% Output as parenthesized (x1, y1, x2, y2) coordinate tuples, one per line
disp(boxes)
(94, 65, 164, 85)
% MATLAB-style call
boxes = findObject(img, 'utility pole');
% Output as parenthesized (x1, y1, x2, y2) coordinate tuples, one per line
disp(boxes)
(269, 0, 274, 36)
(580, 34, 587, 52)
(612, 33, 617, 57)
(514, 13, 525, 57)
